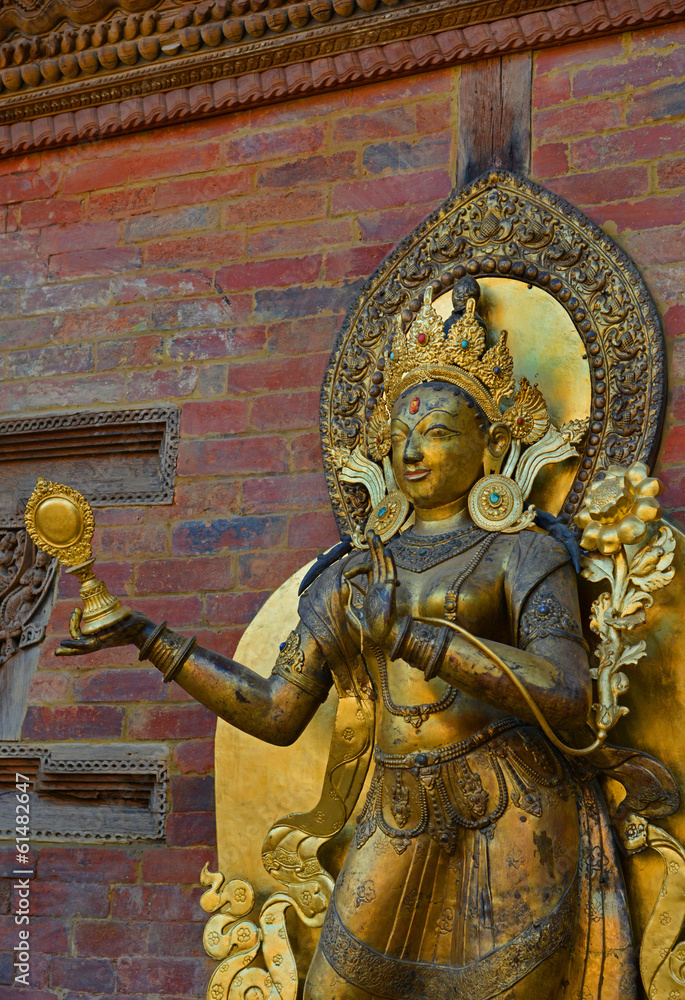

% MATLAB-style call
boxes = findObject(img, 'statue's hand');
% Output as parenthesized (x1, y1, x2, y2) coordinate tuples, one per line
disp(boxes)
(56, 608, 150, 656)
(342, 532, 399, 647)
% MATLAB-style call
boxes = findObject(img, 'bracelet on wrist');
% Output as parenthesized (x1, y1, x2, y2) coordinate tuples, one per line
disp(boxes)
(138, 622, 198, 683)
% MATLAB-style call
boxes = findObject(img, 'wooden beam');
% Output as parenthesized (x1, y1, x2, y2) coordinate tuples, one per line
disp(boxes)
(457, 52, 532, 189)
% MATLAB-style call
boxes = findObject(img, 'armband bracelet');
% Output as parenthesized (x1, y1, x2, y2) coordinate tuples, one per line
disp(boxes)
(395, 620, 452, 680)
(138, 621, 198, 683)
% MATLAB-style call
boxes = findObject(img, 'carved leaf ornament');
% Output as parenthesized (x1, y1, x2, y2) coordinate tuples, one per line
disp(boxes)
(320, 170, 666, 543)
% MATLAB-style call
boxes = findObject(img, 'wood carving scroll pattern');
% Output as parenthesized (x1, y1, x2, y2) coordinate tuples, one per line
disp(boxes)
(1, 0, 685, 153)
(0, 529, 57, 669)
(320, 170, 665, 541)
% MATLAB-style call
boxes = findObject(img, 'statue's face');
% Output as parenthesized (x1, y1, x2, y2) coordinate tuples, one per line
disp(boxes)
(390, 384, 488, 510)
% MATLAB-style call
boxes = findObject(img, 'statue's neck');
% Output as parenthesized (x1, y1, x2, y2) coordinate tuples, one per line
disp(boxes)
(411, 494, 472, 536)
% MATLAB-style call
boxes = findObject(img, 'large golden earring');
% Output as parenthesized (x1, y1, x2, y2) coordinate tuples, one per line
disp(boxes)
(468, 474, 524, 531)
(365, 491, 410, 542)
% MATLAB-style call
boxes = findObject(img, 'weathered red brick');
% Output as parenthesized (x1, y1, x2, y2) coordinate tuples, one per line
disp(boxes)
(204, 589, 269, 627)
(0, 153, 40, 177)
(531, 142, 569, 178)
(534, 98, 623, 144)
(172, 739, 215, 775)
(142, 231, 245, 267)
(115, 268, 213, 303)
(570, 123, 685, 170)
(333, 106, 415, 144)
(267, 315, 341, 356)
(40, 220, 119, 256)
(73, 668, 165, 703)
(96, 524, 168, 560)
(117, 955, 213, 995)
(589, 193, 685, 233)
(357, 201, 441, 243)
(192, 627, 242, 660)
(663, 303, 685, 340)
(22, 706, 124, 740)
(534, 33, 625, 74)
(541, 167, 649, 208)
(324, 244, 393, 281)
(25, 372, 126, 409)
(242, 473, 329, 514)
(237, 548, 316, 590)
(0, 230, 40, 260)
(258, 152, 357, 190)
(227, 354, 328, 394)
(5, 342, 93, 379)
(177, 436, 288, 477)
(134, 555, 234, 595)
(622, 226, 685, 266)
(574, 48, 685, 99)
(661, 423, 685, 463)
(27, 671, 71, 703)
(533, 69, 572, 108)
(216, 254, 321, 292)
(0, 382, 26, 413)
(21, 278, 114, 315)
(290, 430, 324, 471)
(287, 510, 340, 549)
(0, 257, 46, 290)
(2, 170, 59, 203)
(51, 957, 115, 993)
(166, 811, 216, 847)
(331, 168, 451, 214)
(248, 390, 319, 432)
(20, 197, 82, 229)
(126, 365, 199, 402)
(88, 184, 155, 220)
(171, 515, 285, 555)
(181, 399, 249, 437)
(223, 124, 324, 166)
(168, 327, 266, 362)
(49, 246, 141, 280)
(247, 218, 353, 257)
(38, 848, 137, 884)
(0, 916, 67, 954)
(147, 914, 211, 955)
(154, 481, 241, 521)
(658, 157, 685, 190)
(221, 189, 326, 228)
(28, 882, 109, 919)
(0, 315, 53, 350)
(127, 703, 217, 739)
(155, 167, 255, 209)
(130, 595, 203, 626)
(140, 846, 216, 884)
(123, 204, 219, 244)
(74, 920, 148, 958)
(96, 334, 164, 370)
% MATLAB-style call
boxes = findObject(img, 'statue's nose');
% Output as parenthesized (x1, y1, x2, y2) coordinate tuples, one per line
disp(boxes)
(404, 433, 423, 464)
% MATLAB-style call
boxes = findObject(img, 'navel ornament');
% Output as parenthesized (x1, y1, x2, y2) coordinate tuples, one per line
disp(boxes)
(468, 474, 535, 533)
(365, 491, 410, 542)
(24, 478, 130, 635)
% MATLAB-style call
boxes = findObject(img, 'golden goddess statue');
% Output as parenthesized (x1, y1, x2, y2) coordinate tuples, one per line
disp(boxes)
(37, 173, 685, 1000)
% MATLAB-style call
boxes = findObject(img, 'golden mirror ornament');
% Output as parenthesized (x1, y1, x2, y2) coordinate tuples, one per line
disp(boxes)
(23, 478, 130, 635)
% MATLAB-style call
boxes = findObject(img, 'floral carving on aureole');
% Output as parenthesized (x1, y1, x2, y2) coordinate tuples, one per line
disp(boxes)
(320, 170, 665, 542)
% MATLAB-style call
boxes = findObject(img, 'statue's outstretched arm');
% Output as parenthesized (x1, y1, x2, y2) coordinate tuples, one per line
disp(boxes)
(58, 611, 331, 747)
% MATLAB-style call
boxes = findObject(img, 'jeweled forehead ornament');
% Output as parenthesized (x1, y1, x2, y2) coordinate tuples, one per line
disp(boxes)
(367, 286, 550, 462)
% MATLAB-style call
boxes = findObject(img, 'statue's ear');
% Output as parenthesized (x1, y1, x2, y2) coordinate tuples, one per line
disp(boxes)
(487, 421, 512, 460)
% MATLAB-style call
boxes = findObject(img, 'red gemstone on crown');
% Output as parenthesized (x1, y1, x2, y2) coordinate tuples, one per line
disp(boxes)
(517, 416, 525, 425)
(410, 397, 420, 414)
(417, 333, 426, 344)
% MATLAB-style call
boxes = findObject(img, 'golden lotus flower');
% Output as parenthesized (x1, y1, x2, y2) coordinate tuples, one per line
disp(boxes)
(575, 462, 663, 554)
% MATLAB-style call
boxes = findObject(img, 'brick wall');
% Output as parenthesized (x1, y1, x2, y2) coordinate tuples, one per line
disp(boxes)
(530, 24, 685, 514)
(0, 72, 457, 999)
(0, 19, 684, 998)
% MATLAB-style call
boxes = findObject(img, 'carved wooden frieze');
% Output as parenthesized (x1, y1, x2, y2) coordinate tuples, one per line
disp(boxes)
(0, 529, 56, 671)
(0, 0, 684, 154)
(0, 742, 169, 842)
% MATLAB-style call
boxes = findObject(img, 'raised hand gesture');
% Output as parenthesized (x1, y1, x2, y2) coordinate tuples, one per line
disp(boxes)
(56, 607, 150, 657)
(342, 532, 399, 648)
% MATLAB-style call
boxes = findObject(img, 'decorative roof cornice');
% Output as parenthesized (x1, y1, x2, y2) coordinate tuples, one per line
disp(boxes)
(1, 0, 684, 156)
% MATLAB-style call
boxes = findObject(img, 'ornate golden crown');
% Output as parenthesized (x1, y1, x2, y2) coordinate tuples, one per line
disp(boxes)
(367, 286, 549, 461)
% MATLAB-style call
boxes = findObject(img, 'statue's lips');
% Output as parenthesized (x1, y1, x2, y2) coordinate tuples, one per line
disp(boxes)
(404, 469, 430, 481)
